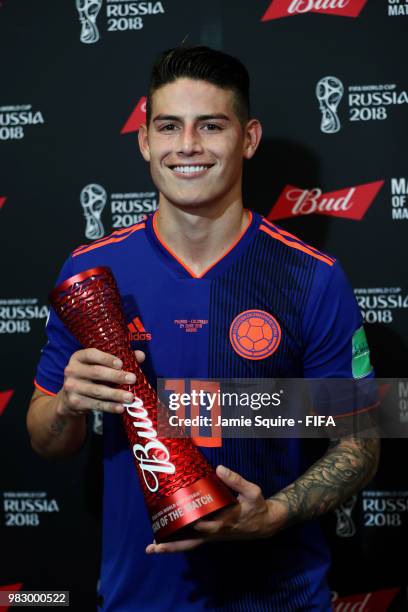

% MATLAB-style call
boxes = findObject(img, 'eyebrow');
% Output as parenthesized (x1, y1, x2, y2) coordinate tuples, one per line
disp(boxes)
(152, 114, 231, 123)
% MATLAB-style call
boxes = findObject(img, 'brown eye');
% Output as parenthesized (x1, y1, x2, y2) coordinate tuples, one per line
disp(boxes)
(159, 124, 177, 132)
(203, 123, 221, 131)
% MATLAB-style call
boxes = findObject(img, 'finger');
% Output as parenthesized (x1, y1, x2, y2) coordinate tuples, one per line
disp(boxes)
(65, 362, 136, 386)
(135, 350, 146, 363)
(216, 465, 262, 501)
(192, 519, 223, 534)
(75, 348, 123, 369)
(145, 538, 204, 554)
(64, 379, 134, 406)
(60, 391, 125, 415)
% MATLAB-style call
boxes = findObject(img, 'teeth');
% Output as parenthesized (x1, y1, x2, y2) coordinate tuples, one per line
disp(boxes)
(172, 165, 209, 174)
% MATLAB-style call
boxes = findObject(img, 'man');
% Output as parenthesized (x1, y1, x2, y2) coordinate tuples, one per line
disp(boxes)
(27, 46, 379, 611)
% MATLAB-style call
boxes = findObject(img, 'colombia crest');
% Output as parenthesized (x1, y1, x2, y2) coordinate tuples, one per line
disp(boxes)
(229, 310, 281, 360)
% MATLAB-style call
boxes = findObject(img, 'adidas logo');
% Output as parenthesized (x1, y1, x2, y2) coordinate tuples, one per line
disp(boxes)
(127, 316, 152, 341)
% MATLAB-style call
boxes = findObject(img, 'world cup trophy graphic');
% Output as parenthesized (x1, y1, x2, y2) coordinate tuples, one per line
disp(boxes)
(335, 495, 357, 538)
(76, 0, 103, 44)
(49, 267, 235, 542)
(316, 76, 344, 134)
(80, 184, 107, 240)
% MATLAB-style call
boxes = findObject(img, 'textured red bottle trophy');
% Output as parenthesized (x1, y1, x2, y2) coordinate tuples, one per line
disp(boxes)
(49, 266, 235, 542)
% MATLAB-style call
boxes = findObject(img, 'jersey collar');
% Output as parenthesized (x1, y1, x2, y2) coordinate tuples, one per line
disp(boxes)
(145, 209, 261, 280)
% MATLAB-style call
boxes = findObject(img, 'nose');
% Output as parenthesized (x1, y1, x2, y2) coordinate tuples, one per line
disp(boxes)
(177, 126, 203, 156)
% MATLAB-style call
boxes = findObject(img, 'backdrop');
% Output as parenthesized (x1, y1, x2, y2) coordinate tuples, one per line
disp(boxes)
(1, 1, 407, 610)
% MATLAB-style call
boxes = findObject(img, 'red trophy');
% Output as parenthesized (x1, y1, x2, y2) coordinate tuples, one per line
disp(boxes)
(49, 266, 235, 542)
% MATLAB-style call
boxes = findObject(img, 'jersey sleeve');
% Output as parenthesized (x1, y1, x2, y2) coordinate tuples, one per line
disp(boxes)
(302, 260, 375, 421)
(302, 260, 372, 379)
(34, 256, 81, 396)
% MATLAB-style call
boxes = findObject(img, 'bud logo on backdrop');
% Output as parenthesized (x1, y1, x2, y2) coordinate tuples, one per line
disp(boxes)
(2, 491, 60, 527)
(268, 180, 383, 221)
(331, 588, 399, 611)
(0, 197, 6, 210)
(0, 390, 13, 416)
(0, 299, 48, 334)
(76, 0, 165, 42)
(354, 287, 408, 324)
(121, 97, 146, 134)
(391, 178, 408, 220)
(0, 105, 45, 140)
(262, 0, 367, 21)
(316, 78, 408, 133)
(335, 494, 357, 537)
(388, 0, 408, 16)
(362, 490, 408, 528)
(80, 184, 157, 236)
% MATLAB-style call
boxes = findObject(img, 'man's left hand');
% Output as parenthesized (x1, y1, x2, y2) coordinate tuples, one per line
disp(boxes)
(145, 465, 286, 554)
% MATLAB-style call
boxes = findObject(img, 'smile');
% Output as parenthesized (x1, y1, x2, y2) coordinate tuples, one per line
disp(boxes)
(168, 164, 214, 177)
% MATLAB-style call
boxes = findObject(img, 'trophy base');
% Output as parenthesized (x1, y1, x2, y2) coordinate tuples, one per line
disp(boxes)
(149, 474, 236, 543)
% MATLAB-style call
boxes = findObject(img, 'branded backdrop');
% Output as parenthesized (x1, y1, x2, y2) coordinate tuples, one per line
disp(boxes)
(1, 1, 407, 610)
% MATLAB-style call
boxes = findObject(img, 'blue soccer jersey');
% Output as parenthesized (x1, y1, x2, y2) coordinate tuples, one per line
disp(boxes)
(35, 210, 371, 611)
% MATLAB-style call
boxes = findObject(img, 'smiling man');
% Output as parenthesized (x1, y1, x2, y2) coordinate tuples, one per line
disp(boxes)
(27, 47, 379, 611)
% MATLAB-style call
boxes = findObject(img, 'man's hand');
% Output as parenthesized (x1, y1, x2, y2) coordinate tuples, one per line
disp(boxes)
(59, 347, 145, 417)
(145, 465, 287, 554)
(27, 348, 146, 458)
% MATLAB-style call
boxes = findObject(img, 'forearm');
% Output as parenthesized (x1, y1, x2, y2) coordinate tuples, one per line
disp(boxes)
(270, 436, 380, 528)
(27, 391, 87, 459)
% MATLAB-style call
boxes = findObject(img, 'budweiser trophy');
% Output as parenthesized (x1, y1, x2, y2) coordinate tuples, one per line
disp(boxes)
(49, 267, 235, 542)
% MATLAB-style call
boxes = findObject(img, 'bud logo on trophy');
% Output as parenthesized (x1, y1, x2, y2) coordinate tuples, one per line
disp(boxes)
(76, 0, 103, 44)
(80, 184, 107, 240)
(316, 76, 344, 134)
(49, 267, 235, 542)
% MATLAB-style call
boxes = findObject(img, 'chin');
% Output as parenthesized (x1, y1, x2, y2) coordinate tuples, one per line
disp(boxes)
(162, 191, 218, 210)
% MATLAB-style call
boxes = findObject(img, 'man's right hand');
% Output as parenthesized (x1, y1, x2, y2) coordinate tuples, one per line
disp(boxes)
(27, 348, 146, 458)
(59, 348, 146, 417)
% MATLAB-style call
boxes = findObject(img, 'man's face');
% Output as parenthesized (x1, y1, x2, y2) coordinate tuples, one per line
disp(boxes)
(139, 78, 260, 211)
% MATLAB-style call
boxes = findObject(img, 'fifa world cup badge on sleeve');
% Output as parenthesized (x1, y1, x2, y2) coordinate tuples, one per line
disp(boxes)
(49, 266, 235, 542)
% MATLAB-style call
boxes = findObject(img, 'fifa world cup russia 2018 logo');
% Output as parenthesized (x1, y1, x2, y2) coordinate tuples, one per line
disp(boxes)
(80, 183, 107, 240)
(335, 495, 357, 538)
(76, 0, 102, 44)
(316, 76, 344, 134)
(229, 310, 281, 360)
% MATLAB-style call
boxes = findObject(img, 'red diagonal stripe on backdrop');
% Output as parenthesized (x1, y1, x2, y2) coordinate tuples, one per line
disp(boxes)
(0, 390, 14, 416)
(267, 180, 384, 221)
(0, 197, 7, 210)
(261, 0, 368, 21)
(0, 583, 23, 612)
(121, 96, 147, 134)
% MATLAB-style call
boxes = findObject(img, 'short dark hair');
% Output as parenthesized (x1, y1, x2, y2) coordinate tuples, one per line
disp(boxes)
(146, 46, 250, 126)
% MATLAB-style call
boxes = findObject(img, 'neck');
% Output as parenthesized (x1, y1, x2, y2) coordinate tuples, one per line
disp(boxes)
(155, 197, 249, 277)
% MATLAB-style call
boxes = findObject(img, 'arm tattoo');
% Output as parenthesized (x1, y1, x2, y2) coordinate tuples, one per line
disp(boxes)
(50, 416, 67, 437)
(271, 436, 380, 527)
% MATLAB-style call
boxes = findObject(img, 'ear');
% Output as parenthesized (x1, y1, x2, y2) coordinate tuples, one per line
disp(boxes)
(242, 119, 262, 160)
(138, 123, 151, 162)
